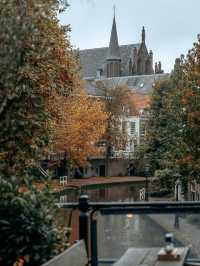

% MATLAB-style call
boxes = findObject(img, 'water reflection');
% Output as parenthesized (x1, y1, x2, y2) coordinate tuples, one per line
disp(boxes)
(58, 182, 200, 261)
(59, 182, 144, 203)
(98, 214, 175, 260)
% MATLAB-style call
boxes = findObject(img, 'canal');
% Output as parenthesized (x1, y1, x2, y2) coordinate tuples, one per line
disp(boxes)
(57, 181, 200, 263)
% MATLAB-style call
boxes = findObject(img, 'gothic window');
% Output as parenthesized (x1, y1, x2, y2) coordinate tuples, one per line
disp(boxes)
(137, 58, 142, 75)
(111, 63, 114, 76)
(129, 59, 132, 75)
(145, 58, 152, 74)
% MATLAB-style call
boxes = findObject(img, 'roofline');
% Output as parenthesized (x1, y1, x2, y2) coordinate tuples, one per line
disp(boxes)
(103, 73, 170, 79)
(83, 72, 170, 81)
(79, 43, 141, 52)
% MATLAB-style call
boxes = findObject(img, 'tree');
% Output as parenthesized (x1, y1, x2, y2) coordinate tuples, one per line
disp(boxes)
(0, 0, 78, 179)
(51, 88, 107, 168)
(172, 39, 200, 186)
(0, 0, 84, 264)
(96, 81, 136, 176)
(146, 35, 200, 192)
(145, 58, 189, 189)
(146, 80, 174, 171)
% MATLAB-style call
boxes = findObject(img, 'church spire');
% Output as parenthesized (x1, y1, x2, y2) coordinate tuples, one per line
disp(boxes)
(107, 11, 121, 60)
(142, 26, 145, 43)
(106, 10, 121, 77)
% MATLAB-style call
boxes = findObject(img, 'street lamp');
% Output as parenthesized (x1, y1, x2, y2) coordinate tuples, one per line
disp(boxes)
(145, 164, 150, 201)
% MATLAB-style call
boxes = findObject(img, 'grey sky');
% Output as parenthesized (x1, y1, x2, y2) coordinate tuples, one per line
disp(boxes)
(59, 0, 200, 73)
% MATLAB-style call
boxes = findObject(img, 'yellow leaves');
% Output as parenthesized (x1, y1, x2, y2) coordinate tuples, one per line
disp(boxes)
(50, 88, 107, 166)
(182, 90, 195, 105)
(25, 159, 35, 166)
(0, 152, 8, 160)
(30, 143, 37, 150)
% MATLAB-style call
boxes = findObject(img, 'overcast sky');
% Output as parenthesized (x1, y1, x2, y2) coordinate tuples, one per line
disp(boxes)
(59, 0, 200, 73)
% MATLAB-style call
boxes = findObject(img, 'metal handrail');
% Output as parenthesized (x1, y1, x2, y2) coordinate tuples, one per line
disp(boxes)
(58, 200, 200, 212)
(59, 197, 200, 266)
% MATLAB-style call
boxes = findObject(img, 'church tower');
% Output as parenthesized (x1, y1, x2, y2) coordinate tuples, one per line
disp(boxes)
(137, 27, 149, 75)
(106, 13, 121, 77)
(134, 27, 154, 75)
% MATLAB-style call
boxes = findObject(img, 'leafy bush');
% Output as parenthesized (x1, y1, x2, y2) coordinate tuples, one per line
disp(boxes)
(0, 177, 64, 266)
(155, 168, 179, 190)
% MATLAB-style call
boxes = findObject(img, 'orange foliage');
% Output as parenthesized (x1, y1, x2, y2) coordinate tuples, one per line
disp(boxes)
(131, 93, 150, 114)
(50, 89, 107, 166)
(188, 111, 200, 128)
(181, 90, 195, 104)
(177, 155, 193, 165)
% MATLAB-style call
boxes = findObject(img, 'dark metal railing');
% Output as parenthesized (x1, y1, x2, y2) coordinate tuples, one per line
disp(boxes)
(58, 196, 200, 266)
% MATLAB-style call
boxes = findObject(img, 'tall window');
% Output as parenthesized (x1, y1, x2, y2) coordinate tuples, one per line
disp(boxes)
(140, 120, 146, 136)
(130, 122, 136, 135)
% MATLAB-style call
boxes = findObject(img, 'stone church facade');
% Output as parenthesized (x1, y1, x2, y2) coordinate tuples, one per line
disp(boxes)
(79, 15, 163, 79)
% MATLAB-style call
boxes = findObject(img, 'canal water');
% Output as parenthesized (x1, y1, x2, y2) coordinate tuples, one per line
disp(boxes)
(58, 182, 200, 262)
(59, 181, 145, 202)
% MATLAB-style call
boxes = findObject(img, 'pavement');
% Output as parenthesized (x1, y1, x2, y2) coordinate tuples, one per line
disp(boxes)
(65, 176, 147, 187)
(46, 176, 149, 193)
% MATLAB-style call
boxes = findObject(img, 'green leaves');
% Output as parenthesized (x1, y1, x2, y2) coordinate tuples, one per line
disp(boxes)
(0, 177, 61, 266)
(0, 1, 73, 264)
(0, 0, 81, 179)
(147, 35, 200, 192)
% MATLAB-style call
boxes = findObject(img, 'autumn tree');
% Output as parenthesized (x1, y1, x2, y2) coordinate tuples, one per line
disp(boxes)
(171, 40, 200, 187)
(96, 80, 136, 176)
(0, 0, 89, 265)
(0, 0, 79, 179)
(51, 88, 107, 169)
